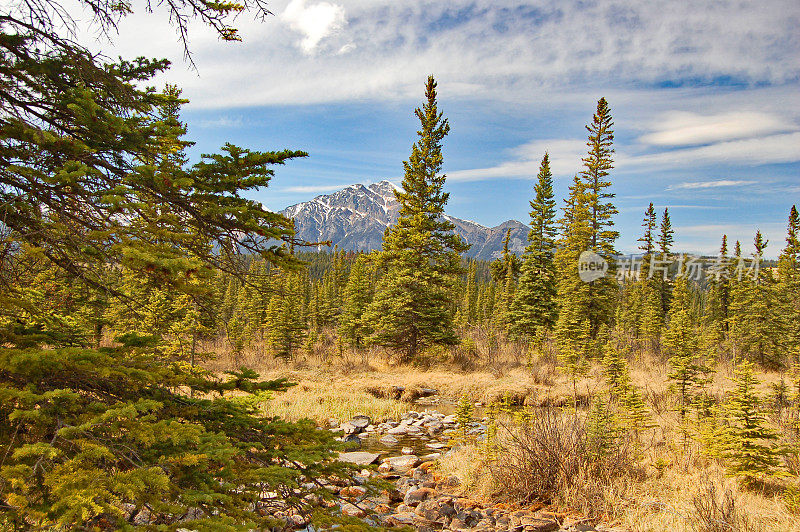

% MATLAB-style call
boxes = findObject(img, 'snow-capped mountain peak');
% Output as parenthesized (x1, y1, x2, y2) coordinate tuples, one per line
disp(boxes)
(280, 181, 527, 259)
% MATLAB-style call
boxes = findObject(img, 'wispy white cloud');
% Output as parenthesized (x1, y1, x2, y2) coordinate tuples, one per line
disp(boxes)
(627, 132, 800, 169)
(281, 0, 349, 55)
(666, 180, 758, 190)
(81, 0, 800, 108)
(448, 139, 586, 182)
(447, 127, 800, 184)
(639, 111, 797, 147)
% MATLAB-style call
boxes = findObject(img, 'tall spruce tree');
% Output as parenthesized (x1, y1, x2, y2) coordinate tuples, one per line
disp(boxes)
(729, 231, 786, 367)
(510, 153, 558, 338)
(365, 76, 469, 360)
(778, 206, 800, 357)
(656, 208, 675, 316)
(722, 361, 782, 486)
(555, 175, 594, 354)
(638, 202, 657, 278)
(555, 98, 618, 355)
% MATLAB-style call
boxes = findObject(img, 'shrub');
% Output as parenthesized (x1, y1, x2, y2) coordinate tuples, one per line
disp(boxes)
(487, 407, 638, 517)
(690, 481, 756, 532)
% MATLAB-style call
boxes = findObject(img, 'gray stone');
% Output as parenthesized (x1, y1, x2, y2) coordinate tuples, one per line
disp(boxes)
(349, 415, 372, 429)
(403, 487, 438, 506)
(380, 434, 399, 445)
(338, 451, 380, 466)
(383, 455, 421, 470)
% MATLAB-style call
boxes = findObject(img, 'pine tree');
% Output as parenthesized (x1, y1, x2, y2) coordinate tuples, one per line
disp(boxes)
(453, 394, 476, 444)
(339, 254, 374, 347)
(497, 254, 517, 331)
(778, 206, 800, 356)
(722, 361, 782, 486)
(554, 98, 618, 357)
(664, 277, 708, 423)
(655, 208, 675, 316)
(490, 228, 521, 283)
(705, 235, 731, 345)
(461, 260, 479, 324)
(266, 272, 307, 360)
(0, 56, 352, 529)
(638, 202, 657, 279)
(637, 203, 662, 349)
(555, 175, 594, 356)
(729, 231, 787, 367)
(510, 153, 558, 338)
(580, 97, 619, 336)
(365, 76, 469, 360)
(603, 342, 629, 399)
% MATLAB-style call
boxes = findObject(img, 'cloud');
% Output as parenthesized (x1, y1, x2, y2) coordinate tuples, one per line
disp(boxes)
(447, 126, 800, 184)
(639, 111, 797, 147)
(667, 180, 757, 190)
(281, 0, 348, 55)
(627, 132, 800, 169)
(194, 116, 244, 128)
(80, 0, 800, 109)
(448, 139, 586, 182)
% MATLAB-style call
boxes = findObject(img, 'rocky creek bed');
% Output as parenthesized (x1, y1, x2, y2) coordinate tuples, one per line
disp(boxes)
(316, 410, 624, 532)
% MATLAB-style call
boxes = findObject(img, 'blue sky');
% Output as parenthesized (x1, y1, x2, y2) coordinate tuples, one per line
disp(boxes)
(74, 0, 799, 256)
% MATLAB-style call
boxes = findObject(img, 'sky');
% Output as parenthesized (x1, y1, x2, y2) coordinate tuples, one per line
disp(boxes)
(64, 0, 800, 256)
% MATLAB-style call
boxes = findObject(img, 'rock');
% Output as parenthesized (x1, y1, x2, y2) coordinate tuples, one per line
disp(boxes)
(380, 434, 399, 445)
(287, 514, 307, 527)
(385, 512, 416, 526)
(349, 415, 372, 429)
(426, 442, 447, 449)
(340, 422, 360, 435)
(426, 421, 444, 434)
(416, 499, 456, 522)
(338, 451, 380, 466)
(421, 452, 442, 461)
(378, 461, 393, 472)
(449, 517, 467, 529)
(387, 424, 408, 435)
(340, 502, 366, 518)
(341, 433, 361, 445)
(403, 487, 438, 506)
(384, 455, 421, 470)
(519, 517, 559, 532)
(340, 485, 367, 501)
(401, 446, 414, 455)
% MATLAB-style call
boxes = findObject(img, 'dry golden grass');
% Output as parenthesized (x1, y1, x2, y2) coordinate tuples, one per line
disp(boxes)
(201, 329, 799, 530)
(259, 379, 404, 423)
(437, 430, 799, 531)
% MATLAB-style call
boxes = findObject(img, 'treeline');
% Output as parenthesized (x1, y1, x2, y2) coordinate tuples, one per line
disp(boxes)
(7, 93, 799, 376)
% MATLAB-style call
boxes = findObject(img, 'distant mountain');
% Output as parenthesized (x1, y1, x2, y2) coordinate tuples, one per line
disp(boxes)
(280, 181, 529, 260)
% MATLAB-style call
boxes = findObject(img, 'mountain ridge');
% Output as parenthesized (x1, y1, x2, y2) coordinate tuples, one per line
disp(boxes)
(279, 181, 529, 260)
